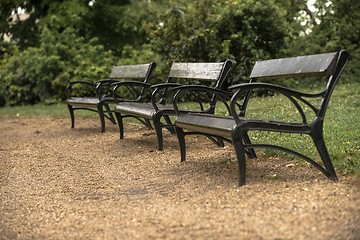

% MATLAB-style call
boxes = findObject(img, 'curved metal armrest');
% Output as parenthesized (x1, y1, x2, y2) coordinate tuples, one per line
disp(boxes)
(96, 79, 121, 85)
(66, 81, 97, 98)
(173, 85, 233, 115)
(174, 85, 232, 99)
(112, 81, 152, 103)
(112, 81, 152, 88)
(150, 83, 183, 110)
(229, 83, 323, 124)
(150, 83, 182, 90)
(229, 83, 322, 98)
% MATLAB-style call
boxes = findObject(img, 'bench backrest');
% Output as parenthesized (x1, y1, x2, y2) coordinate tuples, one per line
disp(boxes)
(248, 50, 349, 119)
(250, 52, 338, 79)
(168, 61, 232, 88)
(110, 62, 156, 82)
(98, 62, 156, 99)
(157, 60, 232, 108)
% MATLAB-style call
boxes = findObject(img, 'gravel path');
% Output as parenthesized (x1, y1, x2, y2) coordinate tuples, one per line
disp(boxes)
(0, 116, 359, 239)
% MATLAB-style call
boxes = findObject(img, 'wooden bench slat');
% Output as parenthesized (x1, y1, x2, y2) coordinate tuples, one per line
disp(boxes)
(110, 64, 155, 79)
(169, 62, 227, 80)
(250, 52, 338, 79)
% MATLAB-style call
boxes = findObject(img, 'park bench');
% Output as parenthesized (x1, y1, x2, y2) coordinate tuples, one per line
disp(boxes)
(66, 62, 156, 132)
(173, 50, 349, 186)
(113, 60, 232, 151)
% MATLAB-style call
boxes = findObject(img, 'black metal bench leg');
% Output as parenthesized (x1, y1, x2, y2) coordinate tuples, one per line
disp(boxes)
(115, 112, 124, 139)
(243, 131, 256, 159)
(104, 104, 116, 124)
(67, 104, 75, 129)
(164, 116, 176, 134)
(175, 127, 186, 162)
(232, 132, 247, 186)
(145, 119, 153, 130)
(215, 138, 225, 147)
(312, 137, 338, 181)
(97, 104, 106, 133)
(153, 119, 164, 151)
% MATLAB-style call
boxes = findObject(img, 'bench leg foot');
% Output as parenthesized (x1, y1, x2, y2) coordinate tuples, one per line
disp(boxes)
(154, 119, 163, 151)
(175, 127, 186, 162)
(115, 112, 124, 139)
(67, 104, 75, 129)
(232, 138, 247, 186)
(313, 137, 338, 181)
(97, 105, 106, 133)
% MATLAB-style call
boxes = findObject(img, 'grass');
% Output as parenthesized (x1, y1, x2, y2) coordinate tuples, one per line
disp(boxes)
(0, 82, 359, 176)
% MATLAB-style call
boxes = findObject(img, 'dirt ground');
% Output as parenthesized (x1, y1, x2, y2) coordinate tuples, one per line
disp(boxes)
(0, 116, 359, 240)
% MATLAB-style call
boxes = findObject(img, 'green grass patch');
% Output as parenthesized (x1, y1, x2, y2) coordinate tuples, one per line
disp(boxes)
(0, 103, 96, 118)
(0, 82, 359, 176)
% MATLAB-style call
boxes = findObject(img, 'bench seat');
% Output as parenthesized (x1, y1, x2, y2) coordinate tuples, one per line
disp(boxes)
(114, 102, 173, 118)
(176, 113, 311, 139)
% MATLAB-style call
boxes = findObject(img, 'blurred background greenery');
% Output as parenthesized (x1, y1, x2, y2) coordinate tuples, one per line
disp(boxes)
(0, 0, 359, 106)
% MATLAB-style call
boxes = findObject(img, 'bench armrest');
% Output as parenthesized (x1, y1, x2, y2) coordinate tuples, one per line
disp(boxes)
(112, 81, 152, 88)
(95, 79, 120, 84)
(150, 83, 183, 110)
(229, 83, 323, 98)
(112, 81, 153, 103)
(66, 81, 97, 98)
(150, 83, 183, 90)
(173, 85, 233, 115)
(229, 83, 323, 124)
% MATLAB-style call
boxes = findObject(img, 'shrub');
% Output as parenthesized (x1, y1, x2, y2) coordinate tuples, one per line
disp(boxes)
(0, 24, 115, 106)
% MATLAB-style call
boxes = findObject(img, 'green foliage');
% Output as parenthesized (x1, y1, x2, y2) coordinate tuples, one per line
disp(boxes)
(1, 0, 359, 106)
(0, 24, 115, 106)
(287, 0, 360, 83)
(143, 0, 289, 84)
(219, 0, 288, 81)
(0, 0, 49, 49)
(84, 0, 147, 53)
(144, 1, 223, 63)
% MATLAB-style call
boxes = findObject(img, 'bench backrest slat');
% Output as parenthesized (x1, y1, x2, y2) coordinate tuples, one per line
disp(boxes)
(250, 52, 338, 79)
(110, 63, 155, 79)
(169, 62, 230, 81)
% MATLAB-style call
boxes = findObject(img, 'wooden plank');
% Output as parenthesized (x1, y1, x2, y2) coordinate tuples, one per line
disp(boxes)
(110, 63, 151, 79)
(169, 62, 225, 80)
(250, 52, 338, 79)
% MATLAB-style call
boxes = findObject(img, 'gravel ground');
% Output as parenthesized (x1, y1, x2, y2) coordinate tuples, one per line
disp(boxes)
(0, 116, 359, 240)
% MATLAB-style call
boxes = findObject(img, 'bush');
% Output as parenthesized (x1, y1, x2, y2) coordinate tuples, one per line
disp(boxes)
(0, 24, 115, 106)
(142, 0, 288, 86)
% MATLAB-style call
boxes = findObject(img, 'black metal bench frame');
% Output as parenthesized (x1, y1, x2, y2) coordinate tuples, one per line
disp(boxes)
(113, 60, 232, 150)
(66, 62, 156, 132)
(174, 50, 350, 186)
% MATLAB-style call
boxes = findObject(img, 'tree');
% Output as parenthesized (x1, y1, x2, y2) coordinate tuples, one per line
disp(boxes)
(143, 0, 289, 83)
(287, 0, 360, 82)
(0, 0, 153, 54)
(0, 0, 51, 49)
